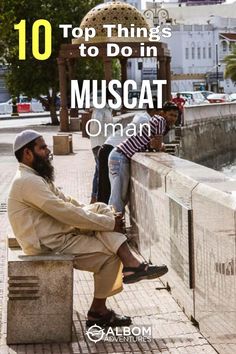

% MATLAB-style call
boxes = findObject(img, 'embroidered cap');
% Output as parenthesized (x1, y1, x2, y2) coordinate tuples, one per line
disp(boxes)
(13, 130, 42, 153)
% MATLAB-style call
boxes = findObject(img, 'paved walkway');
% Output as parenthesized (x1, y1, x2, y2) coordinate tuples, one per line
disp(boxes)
(0, 125, 217, 353)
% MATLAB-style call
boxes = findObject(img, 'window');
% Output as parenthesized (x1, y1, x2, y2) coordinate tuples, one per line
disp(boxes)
(184, 25, 192, 32)
(203, 47, 206, 59)
(221, 41, 227, 52)
(192, 47, 195, 59)
(208, 46, 212, 59)
(185, 48, 189, 59)
(197, 47, 201, 59)
(194, 25, 202, 31)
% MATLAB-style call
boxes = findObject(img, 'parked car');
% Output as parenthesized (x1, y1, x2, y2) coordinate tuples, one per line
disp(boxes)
(229, 93, 236, 102)
(0, 99, 13, 114)
(176, 91, 208, 105)
(18, 97, 44, 112)
(207, 93, 231, 103)
(0, 96, 44, 115)
(40, 94, 61, 111)
(199, 91, 214, 100)
(17, 97, 31, 113)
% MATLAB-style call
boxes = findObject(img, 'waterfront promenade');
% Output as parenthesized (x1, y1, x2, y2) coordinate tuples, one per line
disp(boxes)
(0, 123, 218, 353)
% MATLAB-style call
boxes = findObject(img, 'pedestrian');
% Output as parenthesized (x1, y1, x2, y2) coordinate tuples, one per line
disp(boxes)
(97, 110, 152, 204)
(108, 102, 179, 214)
(89, 89, 114, 203)
(8, 130, 168, 328)
(172, 93, 185, 125)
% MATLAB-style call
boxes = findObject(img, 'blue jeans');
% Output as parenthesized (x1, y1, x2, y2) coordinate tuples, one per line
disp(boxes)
(91, 146, 100, 199)
(108, 149, 130, 213)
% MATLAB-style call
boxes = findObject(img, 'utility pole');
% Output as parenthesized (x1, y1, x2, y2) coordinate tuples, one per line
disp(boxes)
(216, 43, 219, 92)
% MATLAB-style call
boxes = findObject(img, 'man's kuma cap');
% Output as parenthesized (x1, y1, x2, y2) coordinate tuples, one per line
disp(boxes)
(13, 130, 42, 153)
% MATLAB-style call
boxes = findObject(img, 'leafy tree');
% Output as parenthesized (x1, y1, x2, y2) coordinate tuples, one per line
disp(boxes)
(0, 0, 102, 124)
(224, 44, 236, 83)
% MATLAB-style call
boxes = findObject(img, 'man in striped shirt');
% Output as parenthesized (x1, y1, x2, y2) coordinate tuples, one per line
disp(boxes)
(108, 102, 179, 213)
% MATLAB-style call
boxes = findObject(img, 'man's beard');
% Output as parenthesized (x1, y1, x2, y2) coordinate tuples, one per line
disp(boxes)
(32, 152, 54, 182)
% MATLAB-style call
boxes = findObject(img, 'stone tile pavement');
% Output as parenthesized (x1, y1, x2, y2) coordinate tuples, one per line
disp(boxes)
(0, 125, 218, 353)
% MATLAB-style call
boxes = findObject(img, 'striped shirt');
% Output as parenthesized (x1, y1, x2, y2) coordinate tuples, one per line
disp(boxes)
(117, 115, 166, 158)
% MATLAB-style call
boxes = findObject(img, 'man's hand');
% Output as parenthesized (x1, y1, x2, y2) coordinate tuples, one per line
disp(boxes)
(113, 213, 125, 233)
(160, 143, 165, 152)
(149, 135, 163, 151)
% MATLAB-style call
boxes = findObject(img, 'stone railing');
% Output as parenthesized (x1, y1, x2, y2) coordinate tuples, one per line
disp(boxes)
(183, 102, 236, 126)
(130, 152, 236, 354)
(180, 103, 236, 168)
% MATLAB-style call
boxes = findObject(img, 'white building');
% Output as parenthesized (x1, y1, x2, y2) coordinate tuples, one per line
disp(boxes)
(103, 0, 236, 93)
(163, 17, 236, 93)
(104, 0, 141, 10)
(142, 2, 236, 93)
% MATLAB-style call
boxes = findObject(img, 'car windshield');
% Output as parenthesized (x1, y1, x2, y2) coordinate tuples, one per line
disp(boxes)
(128, 92, 140, 99)
(18, 97, 31, 103)
(181, 93, 192, 99)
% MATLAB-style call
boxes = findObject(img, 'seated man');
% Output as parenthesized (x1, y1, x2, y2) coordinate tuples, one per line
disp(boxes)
(108, 102, 179, 213)
(7, 130, 168, 328)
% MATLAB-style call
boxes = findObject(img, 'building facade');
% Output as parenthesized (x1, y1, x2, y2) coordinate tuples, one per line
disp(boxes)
(139, 2, 236, 93)
(162, 16, 236, 93)
(179, 0, 226, 5)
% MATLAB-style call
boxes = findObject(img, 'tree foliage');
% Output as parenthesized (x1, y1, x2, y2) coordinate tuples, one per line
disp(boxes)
(224, 44, 236, 83)
(0, 0, 102, 124)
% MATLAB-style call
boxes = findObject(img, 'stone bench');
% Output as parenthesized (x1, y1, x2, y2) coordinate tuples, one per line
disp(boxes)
(7, 238, 74, 344)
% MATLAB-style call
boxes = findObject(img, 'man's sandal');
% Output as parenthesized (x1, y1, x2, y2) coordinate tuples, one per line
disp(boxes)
(123, 262, 168, 284)
(86, 309, 132, 328)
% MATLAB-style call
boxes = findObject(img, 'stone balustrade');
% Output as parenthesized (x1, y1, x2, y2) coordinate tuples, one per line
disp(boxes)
(130, 152, 236, 354)
(180, 103, 236, 168)
(183, 102, 236, 126)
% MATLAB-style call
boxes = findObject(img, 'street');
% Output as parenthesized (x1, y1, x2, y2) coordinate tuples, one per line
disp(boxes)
(0, 116, 51, 128)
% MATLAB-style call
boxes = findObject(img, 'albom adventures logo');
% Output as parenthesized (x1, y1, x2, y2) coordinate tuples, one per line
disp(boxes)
(86, 324, 106, 343)
(86, 325, 152, 343)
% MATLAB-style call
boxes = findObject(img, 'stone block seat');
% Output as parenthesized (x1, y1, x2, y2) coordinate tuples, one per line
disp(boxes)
(7, 237, 74, 344)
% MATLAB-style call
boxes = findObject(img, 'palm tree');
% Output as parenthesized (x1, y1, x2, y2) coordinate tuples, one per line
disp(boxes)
(224, 44, 236, 83)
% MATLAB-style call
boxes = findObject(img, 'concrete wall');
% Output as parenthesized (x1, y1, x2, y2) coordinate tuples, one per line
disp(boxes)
(180, 103, 236, 168)
(130, 152, 236, 354)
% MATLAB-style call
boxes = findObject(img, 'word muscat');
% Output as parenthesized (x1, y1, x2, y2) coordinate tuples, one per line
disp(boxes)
(71, 79, 166, 110)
